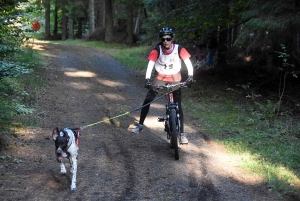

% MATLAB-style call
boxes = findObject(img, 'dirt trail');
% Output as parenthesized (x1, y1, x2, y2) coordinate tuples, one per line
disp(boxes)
(0, 42, 284, 201)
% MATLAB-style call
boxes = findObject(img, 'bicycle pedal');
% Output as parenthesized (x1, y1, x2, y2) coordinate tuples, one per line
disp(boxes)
(158, 117, 165, 122)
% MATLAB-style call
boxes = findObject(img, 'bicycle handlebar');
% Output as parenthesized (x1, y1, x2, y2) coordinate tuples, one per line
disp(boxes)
(153, 82, 187, 90)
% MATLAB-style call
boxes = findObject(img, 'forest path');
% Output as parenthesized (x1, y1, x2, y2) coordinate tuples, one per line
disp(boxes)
(0, 42, 282, 201)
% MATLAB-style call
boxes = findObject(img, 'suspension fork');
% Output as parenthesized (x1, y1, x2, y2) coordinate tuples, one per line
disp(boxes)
(176, 106, 181, 134)
(159, 91, 181, 138)
(168, 92, 181, 134)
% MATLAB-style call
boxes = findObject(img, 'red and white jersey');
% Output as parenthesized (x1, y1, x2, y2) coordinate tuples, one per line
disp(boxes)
(146, 43, 193, 82)
(154, 44, 181, 75)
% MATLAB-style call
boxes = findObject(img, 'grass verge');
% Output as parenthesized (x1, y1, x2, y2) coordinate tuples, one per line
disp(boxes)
(184, 81, 300, 197)
(0, 44, 44, 151)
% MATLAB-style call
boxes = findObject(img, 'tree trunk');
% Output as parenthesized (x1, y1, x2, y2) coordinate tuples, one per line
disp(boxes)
(77, 18, 83, 38)
(232, 21, 240, 46)
(62, 6, 67, 40)
(217, 30, 227, 66)
(53, 0, 58, 36)
(126, 5, 133, 45)
(89, 0, 95, 35)
(95, 0, 105, 28)
(104, 0, 113, 43)
(217, 0, 230, 67)
(134, 9, 140, 35)
(68, 18, 73, 39)
(297, 32, 300, 55)
(44, 0, 51, 39)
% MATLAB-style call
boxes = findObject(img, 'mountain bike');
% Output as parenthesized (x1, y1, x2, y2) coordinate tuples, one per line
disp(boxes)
(155, 82, 187, 160)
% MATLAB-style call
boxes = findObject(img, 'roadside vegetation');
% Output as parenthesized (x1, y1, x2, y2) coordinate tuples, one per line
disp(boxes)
(0, 1, 44, 136)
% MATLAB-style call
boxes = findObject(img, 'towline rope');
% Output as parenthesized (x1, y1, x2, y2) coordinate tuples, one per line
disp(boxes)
(79, 91, 168, 131)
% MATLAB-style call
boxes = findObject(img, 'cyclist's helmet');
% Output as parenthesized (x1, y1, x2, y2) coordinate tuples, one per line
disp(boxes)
(159, 27, 175, 38)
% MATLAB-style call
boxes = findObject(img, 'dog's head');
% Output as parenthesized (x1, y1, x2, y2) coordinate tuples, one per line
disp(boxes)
(52, 127, 69, 157)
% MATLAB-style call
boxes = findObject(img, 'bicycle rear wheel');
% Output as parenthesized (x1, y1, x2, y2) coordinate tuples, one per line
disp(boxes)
(170, 109, 179, 160)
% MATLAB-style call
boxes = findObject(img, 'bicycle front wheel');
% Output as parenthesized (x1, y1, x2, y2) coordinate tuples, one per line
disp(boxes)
(170, 109, 179, 160)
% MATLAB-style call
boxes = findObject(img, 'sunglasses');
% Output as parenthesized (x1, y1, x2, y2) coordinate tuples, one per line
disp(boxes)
(161, 37, 173, 42)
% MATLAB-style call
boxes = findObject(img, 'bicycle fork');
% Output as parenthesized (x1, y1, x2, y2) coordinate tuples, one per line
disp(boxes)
(158, 102, 181, 140)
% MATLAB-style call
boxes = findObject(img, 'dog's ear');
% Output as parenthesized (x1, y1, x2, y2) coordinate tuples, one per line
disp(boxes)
(52, 127, 60, 141)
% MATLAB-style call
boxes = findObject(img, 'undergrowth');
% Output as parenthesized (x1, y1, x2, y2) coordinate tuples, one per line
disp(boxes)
(0, 45, 43, 135)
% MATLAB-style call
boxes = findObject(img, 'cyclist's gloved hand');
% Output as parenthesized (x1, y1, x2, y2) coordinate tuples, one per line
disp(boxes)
(185, 75, 193, 88)
(145, 79, 152, 89)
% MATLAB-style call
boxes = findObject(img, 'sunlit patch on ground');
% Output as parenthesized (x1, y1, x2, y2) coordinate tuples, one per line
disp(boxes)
(95, 93, 125, 101)
(205, 143, 265, 184)
(64, 71, 97, 78)
(26, 41, 47, 51)
(97, 78, 126, 87)
(14, 127, 42, 140)
(144, 113, 266, 185)
(68, 82, 91, 90)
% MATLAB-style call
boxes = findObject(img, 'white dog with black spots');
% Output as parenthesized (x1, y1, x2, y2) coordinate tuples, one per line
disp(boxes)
(52, 127, 78, 191)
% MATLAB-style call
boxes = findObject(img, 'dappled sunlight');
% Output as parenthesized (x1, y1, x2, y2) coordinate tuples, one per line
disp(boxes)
(144, 116, 165, 130)
(100, 117, 121, 127)
(64, 71, 97, 78)
(96, 78, 126, 87)
(68, 82, 91, 90)
(145, 116, 197, 133)
(276, 166, 300, 188)
(28, 43, 46, 51)
(95, 93, 125, 101)
(147, 102, 165, 109)
(188, 137, 300, 187)
(144, 116, 268, 186)
(207, 147, 265, 184)
(46, 175, 61, 189)
(240, 153, 300, 188)
(186, 140, 267, 185)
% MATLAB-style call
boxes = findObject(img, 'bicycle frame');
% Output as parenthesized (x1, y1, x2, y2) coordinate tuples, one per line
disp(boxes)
(156, 82, 185, 160)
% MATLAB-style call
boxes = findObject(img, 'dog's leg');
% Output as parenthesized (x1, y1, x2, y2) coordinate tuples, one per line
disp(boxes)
(70, 154, 77, 191)
(68, 145, 78, 191)
(68, 156, 73, 172)
(57, 159, 67, 174)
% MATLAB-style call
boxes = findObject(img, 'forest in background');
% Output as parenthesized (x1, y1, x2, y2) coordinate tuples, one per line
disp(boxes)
(1, 0, 300, 132)
(40, 0, 300, 72)
(2, 0, 300, 68)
